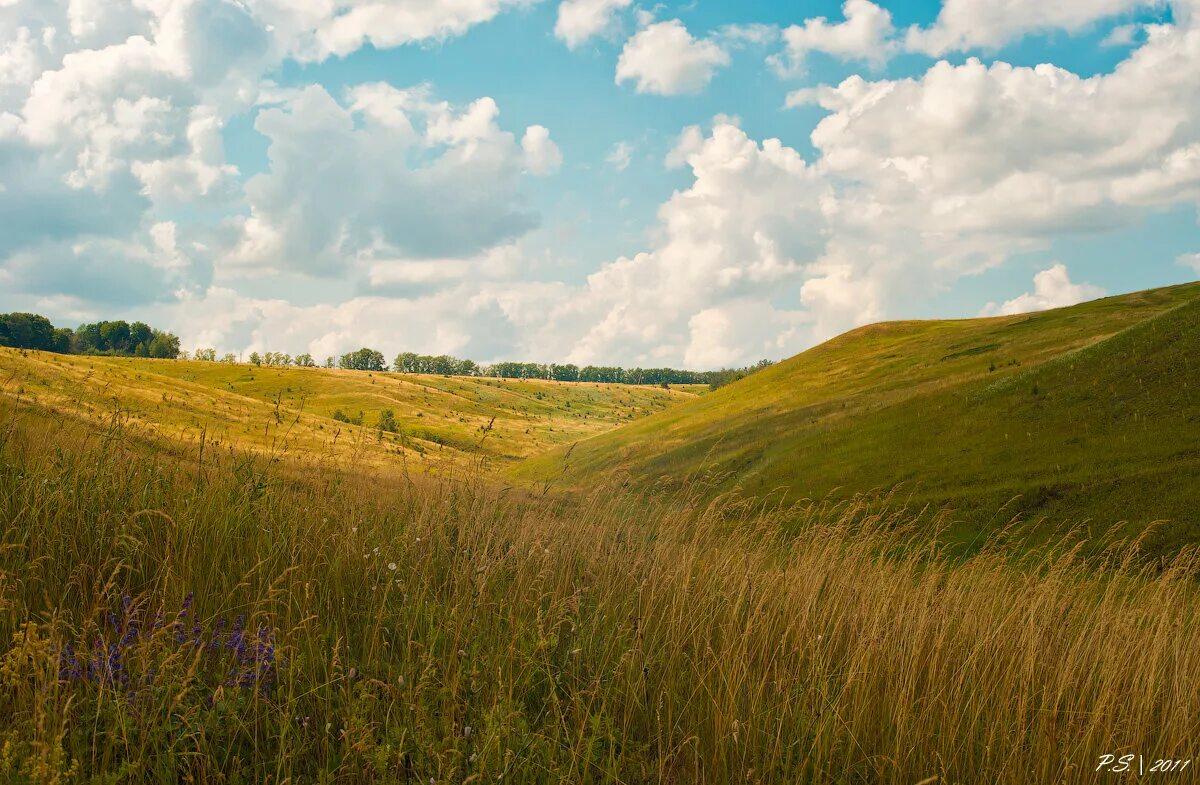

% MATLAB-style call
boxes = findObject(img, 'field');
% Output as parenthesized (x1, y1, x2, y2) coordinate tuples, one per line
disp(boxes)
(1, 401, 1198, 783)
(514, 283, 1200, 555)
(1, 285, 1199, 783)
(0, 351, 697, 472)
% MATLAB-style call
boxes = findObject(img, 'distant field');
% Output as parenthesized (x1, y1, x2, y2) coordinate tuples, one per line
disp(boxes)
(513, 283, 1200, 554)
(0, 351, 698, 471)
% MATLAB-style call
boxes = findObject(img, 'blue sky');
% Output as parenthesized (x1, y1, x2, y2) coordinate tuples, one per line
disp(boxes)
(0, 0, 1197, 368)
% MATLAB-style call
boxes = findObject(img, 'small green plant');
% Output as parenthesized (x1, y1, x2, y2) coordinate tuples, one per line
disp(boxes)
(377, 408, 398, 435)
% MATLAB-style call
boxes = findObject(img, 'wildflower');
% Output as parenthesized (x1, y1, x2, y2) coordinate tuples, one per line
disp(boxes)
(388, 562, 397, 571)
(464, 725, 472, 738)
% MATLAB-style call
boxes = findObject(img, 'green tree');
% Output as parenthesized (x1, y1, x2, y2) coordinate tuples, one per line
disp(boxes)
(147, 331, 181, 359)
(99, 321, 131, 353)
(377, 409, 398, 435)
(0, 313, 57, 350)
(339, 348, 386, 372)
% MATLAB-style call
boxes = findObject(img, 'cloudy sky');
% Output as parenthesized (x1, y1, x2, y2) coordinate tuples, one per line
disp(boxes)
(1, 0, 1198, 368)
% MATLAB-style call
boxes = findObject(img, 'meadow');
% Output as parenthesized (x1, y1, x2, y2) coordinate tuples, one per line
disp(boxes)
(515, 283, 1200, 556)
(1, 286, 1198, 783)
(1, 392, 1199, 783)
(0, 349, 696, 472)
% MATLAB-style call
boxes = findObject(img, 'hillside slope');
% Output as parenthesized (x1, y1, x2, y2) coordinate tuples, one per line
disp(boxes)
(0, 352, 697, 471)
(512, 283, 1200, 551)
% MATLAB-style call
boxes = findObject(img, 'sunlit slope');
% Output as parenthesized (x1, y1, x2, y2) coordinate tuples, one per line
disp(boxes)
(0, 352, 697, 470)
(513, 283, 1200, 547)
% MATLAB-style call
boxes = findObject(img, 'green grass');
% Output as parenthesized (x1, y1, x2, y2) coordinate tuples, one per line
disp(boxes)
(512, 283, 1200, 554)
(0, 351, 697, 473)
(1, 400, 1198, 783)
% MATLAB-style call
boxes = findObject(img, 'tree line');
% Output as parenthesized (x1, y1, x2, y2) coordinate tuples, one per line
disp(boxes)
(196, 347, 776, 390)
(1, 310, 774, 390)
(0, 313, 181, 359)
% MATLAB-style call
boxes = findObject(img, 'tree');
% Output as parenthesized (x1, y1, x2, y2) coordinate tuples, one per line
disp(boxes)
(377, 409, 398, 435)
(195, 348, 217, 362)
(99, 321, 131, 353)
(221, 353, 237, 363)
(394, 352, 419, 373)
(551, 363, 579, 382)
(129, 321, 153, 354)
(0, 313, 57, 350)
(249, 352, 262, 366)
(324, 357, 335, 368)
(339, 348, 386, 372)
(147, 330, 181, 359)
(296, 353, 315, 367)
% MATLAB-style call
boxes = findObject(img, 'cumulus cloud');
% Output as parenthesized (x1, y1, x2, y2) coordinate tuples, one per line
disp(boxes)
(791, 26, 1200, 248)
(906, 0, 1154, 55)
(258, 0, 537, 62)
(4, 0, 1200, 371)
(775, 0, 895, 72)
(160, 281, 551, 363)
(554, 0, 631, 48)
(0, 0, 276, 316)
(0, 0, 555, 318)
(981, 264, 1106, 315)
(1178, 252, 1200, 272)
(523, 122, 827, 366)
(223, 83, 557, 277)
(521, 124, 563, 175)
(1102, 23, 1141, 47)
(606, 140, 633, 170)
(615, 20, 730, 95)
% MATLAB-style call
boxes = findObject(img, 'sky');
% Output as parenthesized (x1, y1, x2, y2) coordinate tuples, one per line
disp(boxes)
(1, 0, 1198, 369)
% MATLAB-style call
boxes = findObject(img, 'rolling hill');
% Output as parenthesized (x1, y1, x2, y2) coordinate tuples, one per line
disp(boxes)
(0, 351, 698, 471)
(512, 282, 1200, 553)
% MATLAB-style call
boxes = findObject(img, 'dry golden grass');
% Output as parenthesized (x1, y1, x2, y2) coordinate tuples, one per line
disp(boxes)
(0, 347, 696, 475)
(0, 399, 1197, 783)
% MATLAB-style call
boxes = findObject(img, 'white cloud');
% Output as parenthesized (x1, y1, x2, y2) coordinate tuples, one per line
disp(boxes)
(528, 123, 828, 366)
(554, 0, 630, 48)
(775, 0, 895, 72)
(521, 124, 562, 175)
(4, 0, 1200, 371)
(258, 0, 538, 62)
(606, 140, 633, 170)
(1102, 23, 1141, 46)
(793, 28, 1200, 243)
(615, 20, 730, 96)
(223, 84, 557, 277)
(160, 281, 550, 362)
(1178, 252, 1200, 272)
(981, 264, 1106, 315)
(906, 0, 1154, 55)
(131, 106, 240, 204)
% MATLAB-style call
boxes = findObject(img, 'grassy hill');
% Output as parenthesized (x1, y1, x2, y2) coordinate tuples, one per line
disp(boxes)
(0, 351, 698, 471)
(513, 282, 1200, 552)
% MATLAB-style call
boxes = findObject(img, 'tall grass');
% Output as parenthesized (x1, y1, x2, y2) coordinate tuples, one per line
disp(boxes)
(0, 402, 1197, 783)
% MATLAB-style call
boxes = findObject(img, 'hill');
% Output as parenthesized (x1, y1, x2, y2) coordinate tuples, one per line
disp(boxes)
(512, 282, 1200, 552)
(0, 351, 698, 471)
